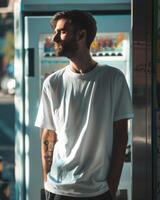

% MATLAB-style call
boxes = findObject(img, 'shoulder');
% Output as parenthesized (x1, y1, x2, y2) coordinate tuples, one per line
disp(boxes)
(42, 67, 66, 91)
(98, 64, 125, 81)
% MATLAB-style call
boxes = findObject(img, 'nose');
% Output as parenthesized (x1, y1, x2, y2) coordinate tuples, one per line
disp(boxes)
(52, 32, 60, 43)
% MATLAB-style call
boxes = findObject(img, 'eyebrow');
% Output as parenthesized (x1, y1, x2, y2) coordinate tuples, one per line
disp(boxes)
(57, 28, 66, 31)
(52, 28, 63, 34)
(56, 26, 75, 35)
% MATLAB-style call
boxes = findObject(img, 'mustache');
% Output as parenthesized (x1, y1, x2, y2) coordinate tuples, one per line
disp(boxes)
(54, 41, 63, 45)
(54, 42, 63, 48)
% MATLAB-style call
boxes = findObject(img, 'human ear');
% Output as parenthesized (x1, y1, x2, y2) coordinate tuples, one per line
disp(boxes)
(77, 29, 86, 41)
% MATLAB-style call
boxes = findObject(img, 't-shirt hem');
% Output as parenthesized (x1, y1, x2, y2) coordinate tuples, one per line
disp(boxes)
(34, 122, 56, 131)
(114, 113, 134, 121)
(44, 182, 109, 198)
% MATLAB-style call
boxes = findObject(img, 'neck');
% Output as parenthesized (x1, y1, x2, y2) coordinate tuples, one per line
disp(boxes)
(69, 51, 97, 74)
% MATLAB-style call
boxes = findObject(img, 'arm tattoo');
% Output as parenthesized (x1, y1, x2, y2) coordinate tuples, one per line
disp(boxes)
(41, 129, 57, 179)
(43, 139, 54, 170)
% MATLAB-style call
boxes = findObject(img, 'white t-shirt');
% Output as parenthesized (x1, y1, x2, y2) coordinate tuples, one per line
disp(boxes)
(35, 64, 133, 197)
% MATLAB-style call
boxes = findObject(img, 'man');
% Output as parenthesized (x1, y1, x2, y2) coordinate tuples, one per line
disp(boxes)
(35, 10, 133, 200)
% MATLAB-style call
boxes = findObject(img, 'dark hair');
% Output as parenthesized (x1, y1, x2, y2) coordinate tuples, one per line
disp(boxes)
(50, 10, 97, 48)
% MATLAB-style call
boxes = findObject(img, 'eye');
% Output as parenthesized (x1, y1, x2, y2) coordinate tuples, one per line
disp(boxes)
(61, 30, 67, 34)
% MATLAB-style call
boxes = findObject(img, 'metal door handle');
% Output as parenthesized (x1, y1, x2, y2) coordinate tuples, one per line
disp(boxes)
(25, 48, 34, 77)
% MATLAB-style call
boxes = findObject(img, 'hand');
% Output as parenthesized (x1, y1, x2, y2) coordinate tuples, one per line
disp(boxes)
(108, 188, 117, 200)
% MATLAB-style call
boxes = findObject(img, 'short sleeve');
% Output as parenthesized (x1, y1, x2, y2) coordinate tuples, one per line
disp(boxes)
(35, 83, 55, 130)
(113, 72, 134, 121)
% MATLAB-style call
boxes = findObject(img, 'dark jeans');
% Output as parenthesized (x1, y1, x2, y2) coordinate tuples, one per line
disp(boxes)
(45, 190, 113, 200)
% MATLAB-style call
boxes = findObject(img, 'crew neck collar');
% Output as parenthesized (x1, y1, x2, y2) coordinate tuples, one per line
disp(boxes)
(65, 64, 99, 79)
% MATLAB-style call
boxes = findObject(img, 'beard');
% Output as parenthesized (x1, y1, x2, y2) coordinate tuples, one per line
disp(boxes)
(54, 38, 78, 58)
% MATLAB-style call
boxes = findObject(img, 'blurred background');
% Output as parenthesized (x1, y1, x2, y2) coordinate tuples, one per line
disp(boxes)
(0, 0, 15, 199)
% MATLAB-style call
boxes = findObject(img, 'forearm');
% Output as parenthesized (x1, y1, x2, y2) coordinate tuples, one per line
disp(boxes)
(41, 129, 57, 181)
(107, 119, 128, 197)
